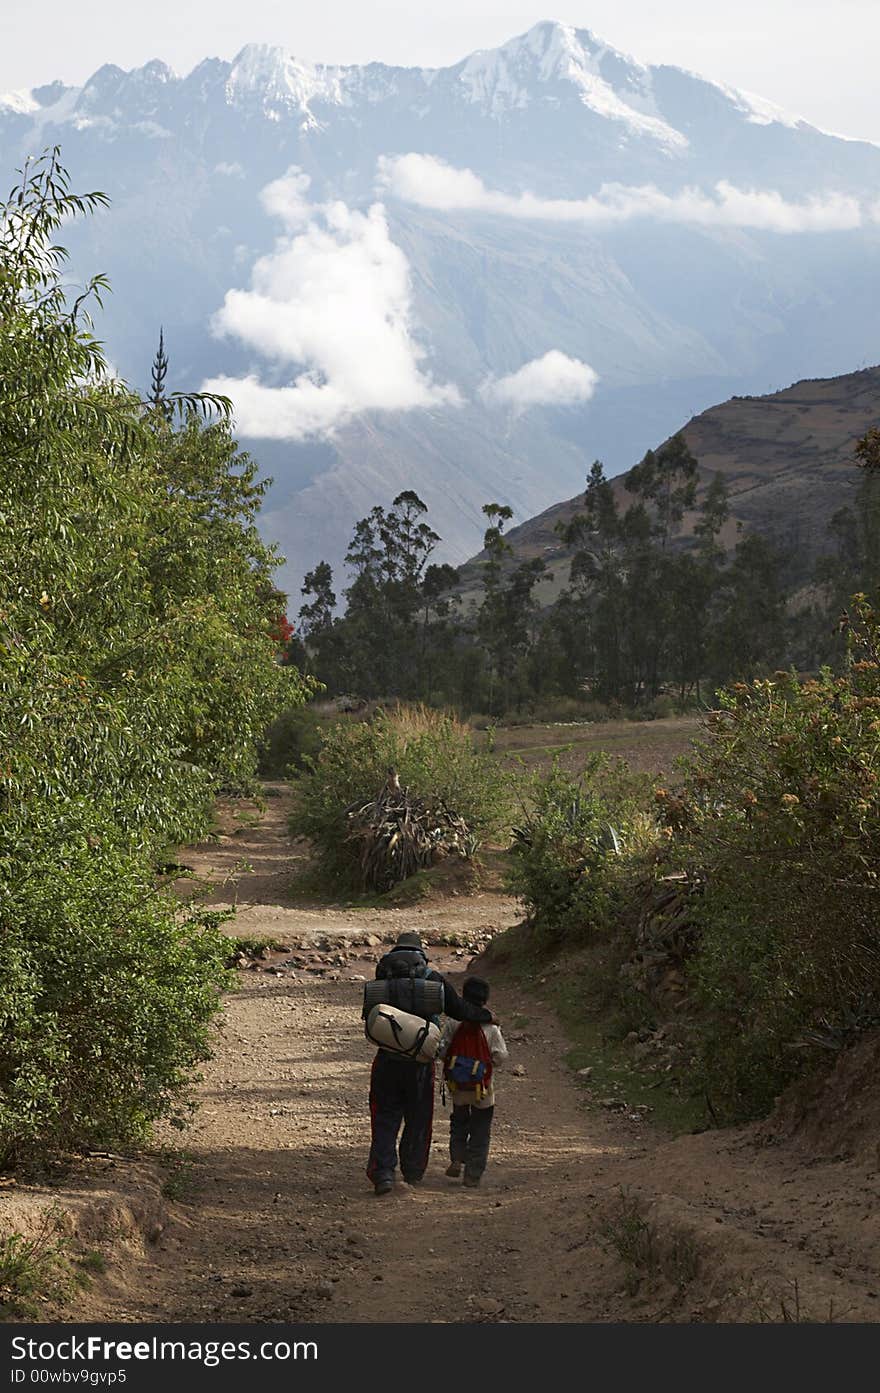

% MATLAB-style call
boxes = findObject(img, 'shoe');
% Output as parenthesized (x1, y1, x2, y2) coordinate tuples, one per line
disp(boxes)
(374, 1180, 393, 1196)
(462, 1175, 481, 1188)
(402, 1175, 423, 1187)
(445, 1163, 462, 1178)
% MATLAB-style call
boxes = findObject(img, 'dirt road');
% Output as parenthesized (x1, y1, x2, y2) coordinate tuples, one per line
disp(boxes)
(72, 787, 621, 1322)
(51, 789, 880, 1323)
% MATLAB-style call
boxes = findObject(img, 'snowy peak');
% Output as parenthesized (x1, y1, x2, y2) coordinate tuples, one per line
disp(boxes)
(1, 24, 878, 602)
(73, 59, 177, 136)
(225, 43, 347, 121)
(78, 63, 127, 105)
(712, 77, 804, 131)
(456, 21, 688, 150)
(0, 89, 39, 115)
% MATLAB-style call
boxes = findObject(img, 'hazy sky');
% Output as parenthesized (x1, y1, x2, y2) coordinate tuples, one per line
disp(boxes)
(2, 1, 878, 142)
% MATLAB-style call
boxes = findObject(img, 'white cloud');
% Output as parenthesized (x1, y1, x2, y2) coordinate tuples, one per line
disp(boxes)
(258, 168, 312, 226)
(481, 351, 598, 412)
(215, 160, 245, 177)
(378, 152, 865, 233)
(203, 166, 460, 440)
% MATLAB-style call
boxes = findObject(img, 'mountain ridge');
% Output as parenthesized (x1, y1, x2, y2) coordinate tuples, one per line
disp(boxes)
(456, 364, 880, 608)
(3, 22, 880, 599)
(6, 19, 878, 186)
(0, 21, 817, 138)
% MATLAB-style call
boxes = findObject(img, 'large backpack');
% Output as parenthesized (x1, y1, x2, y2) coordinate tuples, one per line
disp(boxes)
(363, 976, 445, 1019)
(376, 948, 429, 981)
(365, 946, 444, 1022)
(443, 1021, 493, 1100)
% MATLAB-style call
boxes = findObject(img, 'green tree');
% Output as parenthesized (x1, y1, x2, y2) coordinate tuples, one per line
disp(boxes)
(553, 461, 625, 700)
(622, 434, 699, 699)
(0, 150, 309, 1163)
(298, 560, 339, 680)
(710, 533, 788, 682)
(816, 432, 880, 652)
(477, 504, 546, 712)
(341, 491, 440, 697)
(625, 433, 699, 549)
(666, 472, 730, 700)
(418, 562, 461, 703)
(150, 327, 169, 406)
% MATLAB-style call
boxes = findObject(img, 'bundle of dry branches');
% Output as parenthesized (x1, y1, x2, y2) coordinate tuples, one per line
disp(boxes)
(617, 870, 703, 1010)
(344, 771, 477, 892)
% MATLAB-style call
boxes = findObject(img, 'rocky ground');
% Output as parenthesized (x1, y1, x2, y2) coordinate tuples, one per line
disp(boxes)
(7, 784, 880, 1324)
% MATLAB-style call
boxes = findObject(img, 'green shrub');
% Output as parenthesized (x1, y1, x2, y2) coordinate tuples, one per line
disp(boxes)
(290, 704, 512, 888)
(506, 756, 654, 938)
(640, 694, 680, 720)
(258, 705, 325, 777)
(0, 816, 230, 1166)
(0, 1209, 69, 1318)
(658, 607, 880, 1117)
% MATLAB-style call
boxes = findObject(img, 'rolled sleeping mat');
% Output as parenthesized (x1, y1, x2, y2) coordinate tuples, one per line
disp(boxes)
(365, 1004, 441, 1062)
(363, 977, 445, 1018)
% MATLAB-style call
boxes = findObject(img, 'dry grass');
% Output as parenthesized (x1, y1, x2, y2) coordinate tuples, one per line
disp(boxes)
(383, 702, 471, 744)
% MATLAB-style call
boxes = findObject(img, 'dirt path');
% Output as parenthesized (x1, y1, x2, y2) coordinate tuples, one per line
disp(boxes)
(57, 789, 880, 1323)
(71, 786, 625, 1322)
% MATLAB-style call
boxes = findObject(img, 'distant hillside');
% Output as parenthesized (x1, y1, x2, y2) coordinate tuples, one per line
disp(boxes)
(458, 365, 880, 608)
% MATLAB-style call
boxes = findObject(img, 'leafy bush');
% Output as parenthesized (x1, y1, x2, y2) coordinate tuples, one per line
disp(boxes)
(0, 151, 308, 1163)
(640, 694, 680, 720)
(658, 607, 880, 1117)
(0, 820, 230, 1165)
(506, 756, 655, 938)
(258, 705, 325, 777)
(290, 704, 511, 888)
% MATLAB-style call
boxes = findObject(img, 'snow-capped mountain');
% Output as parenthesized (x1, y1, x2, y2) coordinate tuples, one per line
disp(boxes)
(3, 20, 880, 597)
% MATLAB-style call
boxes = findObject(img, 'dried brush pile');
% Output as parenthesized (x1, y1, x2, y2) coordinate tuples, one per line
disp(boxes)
(619, 870, 703, 1011)
(345, 771, 477, 892)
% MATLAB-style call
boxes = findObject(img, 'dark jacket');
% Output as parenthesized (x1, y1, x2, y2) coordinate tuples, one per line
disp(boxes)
(375, 945, 492, 1025)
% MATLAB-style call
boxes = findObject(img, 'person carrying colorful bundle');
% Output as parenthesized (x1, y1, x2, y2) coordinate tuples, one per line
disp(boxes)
(437, 976, 508, 1188)
(364, 932, 496, 1196)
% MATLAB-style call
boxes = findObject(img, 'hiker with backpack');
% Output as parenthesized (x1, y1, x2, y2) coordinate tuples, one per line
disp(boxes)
(363, 931, 496, 1196)
(438, 976, 508, 1188)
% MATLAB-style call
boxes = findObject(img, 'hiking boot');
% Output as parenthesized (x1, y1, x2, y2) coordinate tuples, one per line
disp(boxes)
(445, 1162, 462, 1178)
(374, 1179, 393, 1196)
(462, 1175, 481, 1188)
(402, 1175, 423, 1187)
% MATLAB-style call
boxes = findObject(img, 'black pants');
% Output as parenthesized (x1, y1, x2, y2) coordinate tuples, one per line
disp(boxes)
(367, 1051, 435, 1185)
(450, 1103, 494, 1180)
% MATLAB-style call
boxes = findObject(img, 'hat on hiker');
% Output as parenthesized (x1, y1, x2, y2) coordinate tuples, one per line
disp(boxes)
(395, 931, 423, 951)
(462, 976, 490, 1005)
